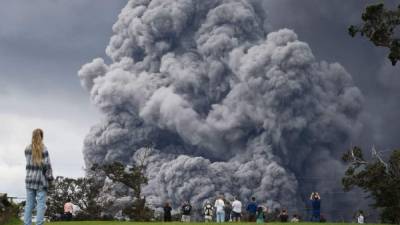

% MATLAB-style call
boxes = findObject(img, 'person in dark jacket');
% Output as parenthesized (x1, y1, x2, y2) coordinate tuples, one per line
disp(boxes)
(310, 192, 321, 222)
(246, 197, 258, 222)
(224, 199, 232, 222)
(163, 202, 172, 222)
(181, 201, 192, 222)
(279, 208, 289, 222)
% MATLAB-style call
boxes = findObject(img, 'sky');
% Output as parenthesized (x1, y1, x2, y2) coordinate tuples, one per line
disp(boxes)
(0, 0, 126, 197)
(0, 0, 399, 198)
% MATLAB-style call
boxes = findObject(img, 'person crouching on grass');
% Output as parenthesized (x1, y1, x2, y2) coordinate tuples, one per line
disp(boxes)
(24, 129, 54, 225)
(63, 198, 74, 221)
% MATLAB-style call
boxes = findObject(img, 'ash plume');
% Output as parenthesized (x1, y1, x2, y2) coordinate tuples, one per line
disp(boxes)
(79, 0, 364, 219)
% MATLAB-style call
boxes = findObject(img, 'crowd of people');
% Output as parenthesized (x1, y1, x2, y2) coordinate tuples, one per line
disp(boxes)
(54, 191, 366, 223)
(56, 188, 367, 223)
(162, 192, 366, 223)
(162, 193, 327, 223)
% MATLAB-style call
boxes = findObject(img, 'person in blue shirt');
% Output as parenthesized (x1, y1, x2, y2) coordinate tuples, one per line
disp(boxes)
(310, 192, 321, 222)
(246, 197, 258, 222)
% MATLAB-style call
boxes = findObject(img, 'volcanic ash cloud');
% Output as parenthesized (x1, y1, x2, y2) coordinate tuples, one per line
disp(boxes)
(79, 0, 363, 215)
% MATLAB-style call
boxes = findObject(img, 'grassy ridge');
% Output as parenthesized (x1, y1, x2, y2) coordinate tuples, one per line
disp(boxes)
(3, 221, 386, 225)
(2, 218, 20, 225)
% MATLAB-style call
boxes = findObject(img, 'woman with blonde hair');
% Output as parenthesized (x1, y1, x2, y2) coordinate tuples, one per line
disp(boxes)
(24, 128, 53, 225)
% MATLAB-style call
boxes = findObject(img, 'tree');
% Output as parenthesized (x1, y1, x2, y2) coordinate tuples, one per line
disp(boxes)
(46, 176, 75, 219)
(349, 3, 400, 65)
(71, 177, 104, 220)
(342, 146, 400, 224)
(46, 176, 103, 220)
(91, 149, 153, 221)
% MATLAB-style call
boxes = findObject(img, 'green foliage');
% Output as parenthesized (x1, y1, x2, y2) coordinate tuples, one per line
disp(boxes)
(46, 176, 75, 218)
(342, 147, 400, 224)
(47, 176, 103, 220)
(0, 194, 19, 225)
(72, 177, 104, 220)
(1, 217, 21, 225)
(92, 162, 147, 200)
(92, 159, 153, 221)
(349, 3, 400, 65)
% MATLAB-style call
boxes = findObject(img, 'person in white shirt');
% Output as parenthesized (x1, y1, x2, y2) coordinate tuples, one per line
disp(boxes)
(214, 196, 225, 223)
(357, 210, 365, 224)
(231, 197, 242, 222)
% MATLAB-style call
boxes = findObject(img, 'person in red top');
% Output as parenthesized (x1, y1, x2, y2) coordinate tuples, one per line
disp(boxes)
(63, 198, 73, 221)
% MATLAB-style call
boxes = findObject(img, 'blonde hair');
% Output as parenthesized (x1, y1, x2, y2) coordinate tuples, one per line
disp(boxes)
(31, 128, 44, 166)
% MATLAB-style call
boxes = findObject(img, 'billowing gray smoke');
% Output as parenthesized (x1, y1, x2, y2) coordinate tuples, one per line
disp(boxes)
(79, 0, 364, 219)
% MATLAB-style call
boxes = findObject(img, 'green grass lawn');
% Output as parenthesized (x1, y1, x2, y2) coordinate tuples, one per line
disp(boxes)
(3, 220, 386, 225)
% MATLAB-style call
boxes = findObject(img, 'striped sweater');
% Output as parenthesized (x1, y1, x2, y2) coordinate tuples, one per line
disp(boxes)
(24, 145, 53, 190)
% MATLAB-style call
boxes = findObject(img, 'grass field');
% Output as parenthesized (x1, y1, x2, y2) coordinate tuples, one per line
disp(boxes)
(3, 219, 386, 225)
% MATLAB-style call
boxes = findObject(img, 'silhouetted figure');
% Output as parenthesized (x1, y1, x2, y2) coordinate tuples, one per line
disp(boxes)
(224, 199, 232, 222)
(310, 192, 321, 222)
(163, 202, 172, 222)
(279, 209, 289, 222)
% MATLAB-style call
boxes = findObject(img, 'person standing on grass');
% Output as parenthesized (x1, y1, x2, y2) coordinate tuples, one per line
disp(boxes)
(181, 201, 192, 222)
(310, 192, 321, 222)
(231, 197, 242, 222)
(279, 208, 289, 222)
(24, 128, 54, 225)
(214, 195, 225, 223)
(357, 210, 365, 224)
(246, 196, 258, 222)
(256, 206, 265, 223)
(224, 199, 232, 222)
(163, 202, 172, 222)
(203, 200, 214, 222)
